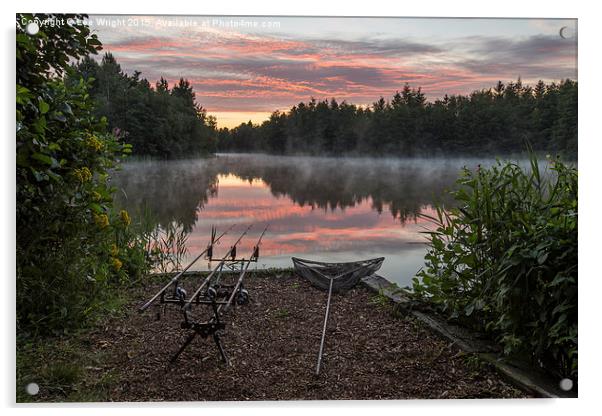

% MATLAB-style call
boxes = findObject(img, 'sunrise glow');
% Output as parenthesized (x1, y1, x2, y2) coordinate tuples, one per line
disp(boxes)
(90, 16, 578, 128)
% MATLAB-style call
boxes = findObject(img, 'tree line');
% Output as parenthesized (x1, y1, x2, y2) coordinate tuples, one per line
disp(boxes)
(217, 79, 577, 158)
(72, 53, 577, 159)
(74, 54, 218, 158)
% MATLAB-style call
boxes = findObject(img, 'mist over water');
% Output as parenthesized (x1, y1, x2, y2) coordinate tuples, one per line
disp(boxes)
(111, 153, 530, 286)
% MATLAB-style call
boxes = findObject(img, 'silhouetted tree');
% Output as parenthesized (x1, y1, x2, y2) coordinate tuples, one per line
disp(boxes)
(217, 79, 577, 158)
(74, 56, 216, 158)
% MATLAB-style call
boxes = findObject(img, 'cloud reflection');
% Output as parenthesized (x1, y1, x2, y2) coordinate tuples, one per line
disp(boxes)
(112, 155, 474, 284)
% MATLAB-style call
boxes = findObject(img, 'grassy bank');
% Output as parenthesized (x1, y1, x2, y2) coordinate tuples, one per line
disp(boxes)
(17, 292, 129, 402)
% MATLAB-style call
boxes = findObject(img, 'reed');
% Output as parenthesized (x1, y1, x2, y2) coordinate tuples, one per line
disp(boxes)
(412, 153, 577, 380)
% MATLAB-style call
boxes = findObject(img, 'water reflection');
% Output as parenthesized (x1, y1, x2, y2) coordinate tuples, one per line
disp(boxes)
(113, 159, 219, 231)
(112, 154, 480, 286)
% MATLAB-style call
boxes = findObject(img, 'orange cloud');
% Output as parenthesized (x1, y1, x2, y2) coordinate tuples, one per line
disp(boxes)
(99, 28, 577, 127)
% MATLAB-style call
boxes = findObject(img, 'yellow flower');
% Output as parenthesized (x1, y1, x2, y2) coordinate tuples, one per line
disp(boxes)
(92, 191, 102, 201)
(86, 135, 104, 152)
(111, 257, 123, 271)
(110, 243, 119, 257)
(119, 210, 131, 226)
(93, 213, 109, 228)
(74, 167, 92, 183)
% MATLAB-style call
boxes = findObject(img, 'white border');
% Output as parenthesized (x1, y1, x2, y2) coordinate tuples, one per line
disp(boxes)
(3, 1, 600, 415)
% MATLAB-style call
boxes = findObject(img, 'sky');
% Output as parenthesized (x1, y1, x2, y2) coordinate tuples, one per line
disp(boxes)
(88, 15, 578, 128)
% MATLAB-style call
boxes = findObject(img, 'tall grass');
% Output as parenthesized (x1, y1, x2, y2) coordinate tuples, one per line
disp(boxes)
(146, 222, 190, 273)
(412, 155, 577, 379)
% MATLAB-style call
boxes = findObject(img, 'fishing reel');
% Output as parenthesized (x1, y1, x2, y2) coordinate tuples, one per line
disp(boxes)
(236, 288, 249, 305)
(175, 286, 187, 302)
(207, 286, 218, 300)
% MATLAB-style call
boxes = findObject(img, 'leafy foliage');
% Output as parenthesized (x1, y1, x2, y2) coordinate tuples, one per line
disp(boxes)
(16, 14, 149, 334)
(75, 55, 217, 158)
(412, 156, 577, 379)
(218, 80, 577, 158)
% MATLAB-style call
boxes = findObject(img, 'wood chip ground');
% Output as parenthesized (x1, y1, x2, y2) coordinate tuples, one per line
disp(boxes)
(81, 272, 528, 401)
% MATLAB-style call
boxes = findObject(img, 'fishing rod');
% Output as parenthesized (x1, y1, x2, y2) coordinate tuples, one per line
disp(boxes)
(183, 224, 253, 310)
(139, 224, 235, 312)
(208, 222, 268, 290)
(220, 225, 269, 314)
(169, 224, 269, 364)
(250, 224, 269, 261)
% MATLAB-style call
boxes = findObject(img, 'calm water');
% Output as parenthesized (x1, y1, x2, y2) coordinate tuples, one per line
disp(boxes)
(112, 154, 491, 287)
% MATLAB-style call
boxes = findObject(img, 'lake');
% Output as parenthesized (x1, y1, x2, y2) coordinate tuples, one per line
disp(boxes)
(112, 154, 490, 287)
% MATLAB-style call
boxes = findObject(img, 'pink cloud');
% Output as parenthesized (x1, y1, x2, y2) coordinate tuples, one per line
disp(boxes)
(98, 29, 577, 125)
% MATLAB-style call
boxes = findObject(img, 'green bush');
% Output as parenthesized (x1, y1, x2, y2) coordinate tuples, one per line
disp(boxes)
(16, 14, 149, 335)
(412, 156, 577, 379)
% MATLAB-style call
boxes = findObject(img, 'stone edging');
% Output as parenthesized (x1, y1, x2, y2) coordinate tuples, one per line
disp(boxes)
(360, 274, 577, 399)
